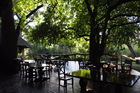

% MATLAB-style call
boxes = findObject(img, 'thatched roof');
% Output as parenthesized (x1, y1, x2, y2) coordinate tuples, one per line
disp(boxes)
(17, 37, 31, 48)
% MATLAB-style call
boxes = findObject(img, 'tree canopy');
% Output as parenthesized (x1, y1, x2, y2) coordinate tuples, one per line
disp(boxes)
(1, 0, 140, 67)
(16, 1, 139, 45)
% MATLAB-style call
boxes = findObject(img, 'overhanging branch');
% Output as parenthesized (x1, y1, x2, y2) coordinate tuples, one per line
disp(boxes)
(109, 20, 140, 30)
(16, 5, 43, 33)
(26, 5, 43, 19)
(97, 0, 140, 22)
(110, 14, 140, 20)
(78, 34, 90, 41)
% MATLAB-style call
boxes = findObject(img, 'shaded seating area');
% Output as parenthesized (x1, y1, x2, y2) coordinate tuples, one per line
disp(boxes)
(17, 54, 140, 93)
(19, 54, 74, 84)
(0, 53, 140, 93)
(5, 53, 139, 93)
(1, 1, 140, 93)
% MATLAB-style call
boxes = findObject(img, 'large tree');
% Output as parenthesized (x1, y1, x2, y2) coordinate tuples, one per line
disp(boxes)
(30, 0, 140, 67)
(84, 0, 140, 66)
(0, 0, 45, 74)
(63, 0, 140, 66)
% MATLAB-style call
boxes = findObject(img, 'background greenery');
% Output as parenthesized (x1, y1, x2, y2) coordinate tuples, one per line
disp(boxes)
(13, 0, 140, 60)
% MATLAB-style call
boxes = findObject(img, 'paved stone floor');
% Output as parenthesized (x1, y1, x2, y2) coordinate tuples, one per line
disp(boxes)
(0, 61, 140, 93)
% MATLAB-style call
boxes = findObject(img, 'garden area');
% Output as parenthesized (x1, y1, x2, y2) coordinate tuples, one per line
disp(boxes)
(1, 0, 140, 74)
(1, 1, 140, 93)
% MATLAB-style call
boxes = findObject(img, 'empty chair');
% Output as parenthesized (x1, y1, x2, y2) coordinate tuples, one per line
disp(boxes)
(77, 58, 85, 69)
(77, 54, 89, 69)
(21, 62, 37, 82)
(19, 58, 25, 76)
(43, 59, 52, 79)
(20, 61, 30, 78)
(121, 59, 132, 73)
(109, 56, 119, 72)
(57, 59, 74, 87)
(28, 66, 37, 81)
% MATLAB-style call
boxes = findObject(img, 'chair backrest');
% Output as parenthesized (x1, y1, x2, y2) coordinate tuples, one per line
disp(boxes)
(124, 59, 132, 65)
(109, 57, 118, 64)
(121, 59, 132, 73)
(57, 60, 66, 78)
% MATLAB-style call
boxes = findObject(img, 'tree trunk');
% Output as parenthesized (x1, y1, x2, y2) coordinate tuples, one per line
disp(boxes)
(0, 0, 18, 75)
(89, 25, 105, 67)
(89, 40, 105, 67)
(89, 41, 102, 66)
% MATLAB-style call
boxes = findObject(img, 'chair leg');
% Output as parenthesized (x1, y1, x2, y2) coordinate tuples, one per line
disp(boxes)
(65, 80, 68, 87)
(59, 78, 61, 86)
(72, 78, 74, 87)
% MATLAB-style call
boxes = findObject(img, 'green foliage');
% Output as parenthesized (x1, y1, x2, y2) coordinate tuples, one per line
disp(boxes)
(108, 24, 138, 47)
(107, 1, 140, 46)
(13, 0, 45, 16)
(29, 1, 77, 44)
(13, 0, 140, 60)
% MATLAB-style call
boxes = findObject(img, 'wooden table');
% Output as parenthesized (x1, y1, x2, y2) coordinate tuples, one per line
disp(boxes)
(66, 69, 140, 93)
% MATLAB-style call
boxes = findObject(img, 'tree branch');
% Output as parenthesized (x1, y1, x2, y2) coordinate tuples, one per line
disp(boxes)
(25, 19, 34, 26)
(84, 0, 93, 16)
(15, 13, 20, 20)
(16, 5, 43, 33)
(101, 12, 110, 46)
(78, 34, 90, 41)
(97, 0, 140, 22)
(26, 5, 43, 19)
(98, 0, 140, 45)
(110, 14, 140, 20)
(109, 20, 140, 30)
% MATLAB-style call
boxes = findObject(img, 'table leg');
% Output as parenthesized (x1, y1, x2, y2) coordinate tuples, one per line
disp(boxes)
(38, 67, 44, 81)
(115, 85, 123, 93)
(79, 78, 88, 93)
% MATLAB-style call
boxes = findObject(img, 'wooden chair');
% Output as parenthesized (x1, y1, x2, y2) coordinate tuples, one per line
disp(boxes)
(77, 58, 85, 69)
(28, 66, 37, 81)
(21, 62, 37, 82)
(57, 59, 74, 87)
(121, 59, 132, 74)
(109, 56, 119, 72)
(43, 59, 52, 79)
(77, 54, 89, 69)
(20, 61, 30, 78)
(19, 58, 25, 76)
